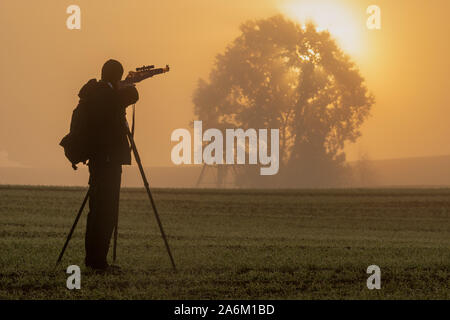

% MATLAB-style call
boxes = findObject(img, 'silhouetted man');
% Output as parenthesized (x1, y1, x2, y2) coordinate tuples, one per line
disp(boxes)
(78, 59, 138, 270)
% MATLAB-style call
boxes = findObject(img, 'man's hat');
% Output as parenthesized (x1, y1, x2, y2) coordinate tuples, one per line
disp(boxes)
(101, 59, 124, 82)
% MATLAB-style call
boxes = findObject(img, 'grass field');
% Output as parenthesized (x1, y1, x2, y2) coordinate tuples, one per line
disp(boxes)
(0, 185, 448, 299)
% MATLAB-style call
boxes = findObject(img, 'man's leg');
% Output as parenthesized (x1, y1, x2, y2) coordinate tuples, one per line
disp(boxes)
(85, 162, 122, 269)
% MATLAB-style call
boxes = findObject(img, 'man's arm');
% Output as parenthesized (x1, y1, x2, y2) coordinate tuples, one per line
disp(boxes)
(117, 85, 139, 108)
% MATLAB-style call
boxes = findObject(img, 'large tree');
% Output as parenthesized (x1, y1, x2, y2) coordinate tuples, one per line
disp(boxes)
(193, 15, 374, 187)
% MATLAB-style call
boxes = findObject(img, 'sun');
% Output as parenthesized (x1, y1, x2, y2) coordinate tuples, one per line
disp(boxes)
(279, 0, 363, 57)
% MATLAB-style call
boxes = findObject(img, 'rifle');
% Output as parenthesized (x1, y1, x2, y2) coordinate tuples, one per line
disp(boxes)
(120, 64, 170, 86)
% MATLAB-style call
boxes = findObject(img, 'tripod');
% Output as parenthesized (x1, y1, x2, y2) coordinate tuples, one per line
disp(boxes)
(55, 121, 177, 272)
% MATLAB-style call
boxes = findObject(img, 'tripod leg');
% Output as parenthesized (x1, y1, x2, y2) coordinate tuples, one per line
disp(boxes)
(196, 163, 207, 187)
(126, 122, 177, 272)
(112, 215, 118, 263)
(56, 188, 90, 266)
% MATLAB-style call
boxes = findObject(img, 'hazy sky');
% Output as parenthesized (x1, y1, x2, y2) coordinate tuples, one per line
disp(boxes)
(1, 0, 449, 169)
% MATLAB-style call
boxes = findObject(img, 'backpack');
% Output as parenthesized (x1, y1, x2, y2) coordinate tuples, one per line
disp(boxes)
(59, 100, 91, 170)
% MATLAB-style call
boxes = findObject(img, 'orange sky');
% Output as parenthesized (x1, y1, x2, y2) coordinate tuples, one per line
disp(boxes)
(0, 0, 449, 169)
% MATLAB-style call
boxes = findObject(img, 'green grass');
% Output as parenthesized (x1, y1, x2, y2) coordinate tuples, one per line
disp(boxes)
(0, 185, 449, 299)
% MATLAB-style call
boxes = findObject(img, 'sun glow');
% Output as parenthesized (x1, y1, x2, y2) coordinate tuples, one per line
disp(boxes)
(280, 0, 363, 57)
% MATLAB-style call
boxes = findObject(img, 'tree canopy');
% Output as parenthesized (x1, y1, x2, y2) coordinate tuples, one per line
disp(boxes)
(193, 15, 374, 187)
